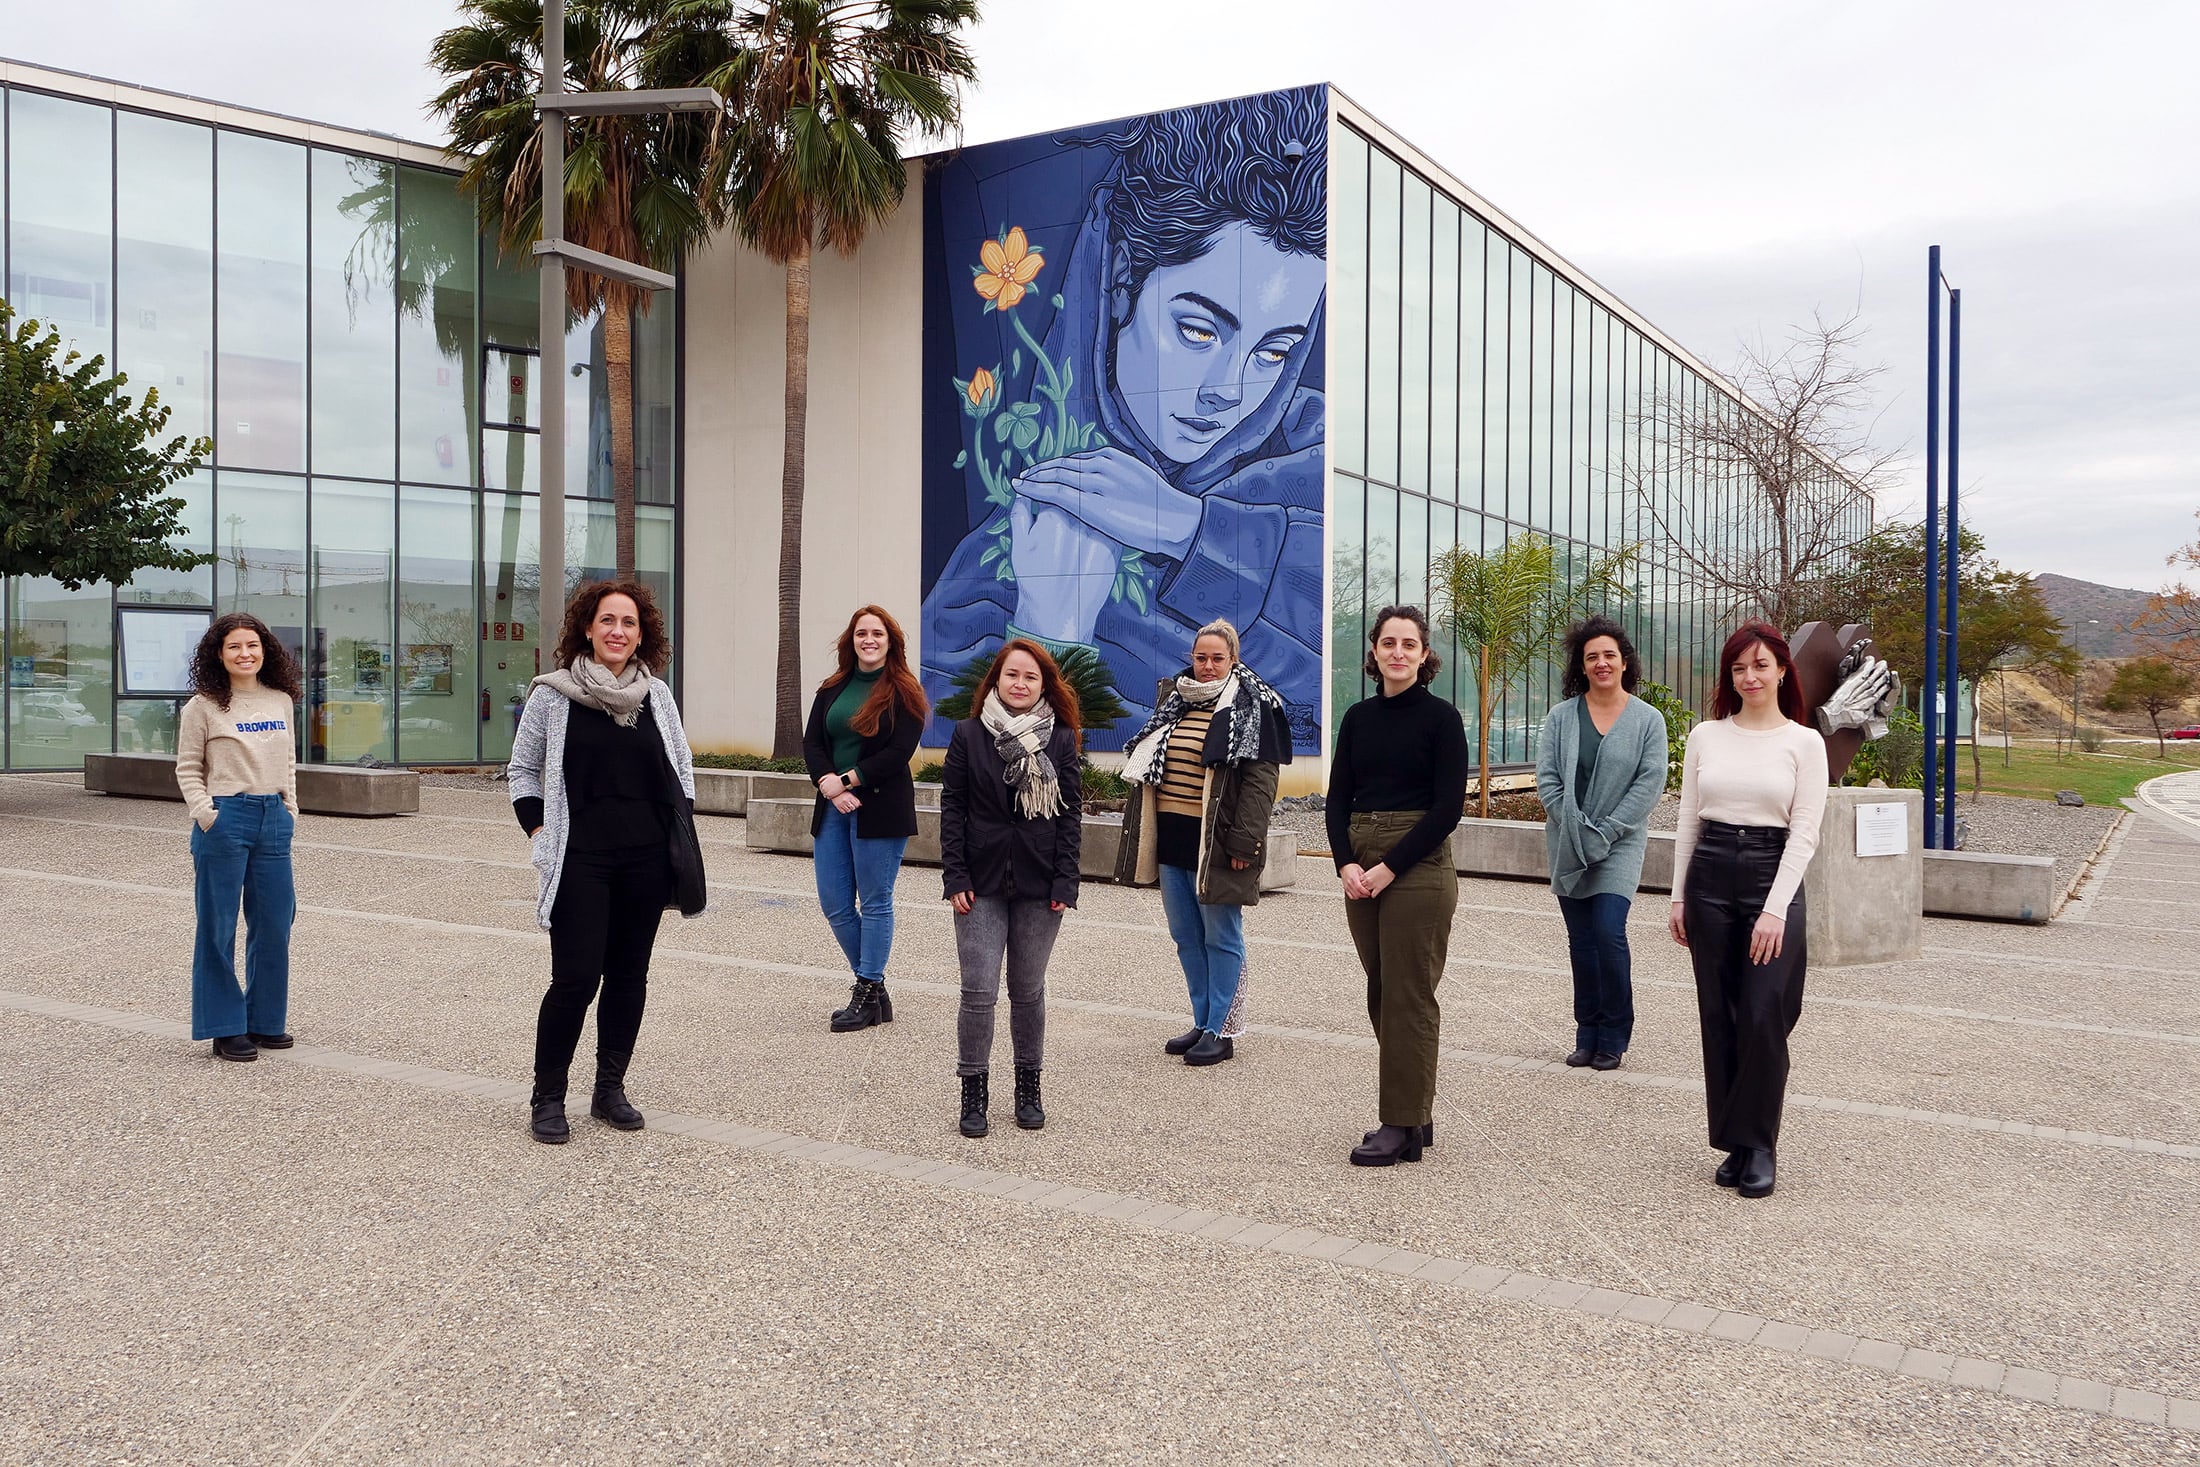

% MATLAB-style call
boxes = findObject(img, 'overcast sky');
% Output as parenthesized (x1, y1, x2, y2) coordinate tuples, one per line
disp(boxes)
(8, 0, 2194, 591)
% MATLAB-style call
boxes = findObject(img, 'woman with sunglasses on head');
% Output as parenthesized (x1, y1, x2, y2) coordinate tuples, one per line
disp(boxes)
(939, 639, 1083, 1138)
(1535, 615, 1670, 1073)
(804, 606, 930, 1034)
(1325, 606, 1469, 1167)
(1669, 621, 1829, 1199)
(177, 613, 304, 1062)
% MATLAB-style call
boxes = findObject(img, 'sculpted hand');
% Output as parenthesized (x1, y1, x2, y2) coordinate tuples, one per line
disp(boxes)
(1817, 655, 1896, 741)
(1009, 500, 1119, 644)
(1015, 448, 1202, 561)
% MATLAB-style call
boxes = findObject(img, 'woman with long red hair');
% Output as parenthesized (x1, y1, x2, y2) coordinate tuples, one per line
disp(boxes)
(805, 606, 930, 1032)
(1668, 621, 1828, 1199)
(939, 640, 1083, 1137)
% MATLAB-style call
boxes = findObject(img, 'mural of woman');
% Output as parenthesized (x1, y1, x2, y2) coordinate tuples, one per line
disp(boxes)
(921, 86, 1328, 752)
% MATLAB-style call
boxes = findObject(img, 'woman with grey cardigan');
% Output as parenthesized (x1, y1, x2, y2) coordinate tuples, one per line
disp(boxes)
(1534, 616, 1669, 1072)
(509, 580, 700, 1145)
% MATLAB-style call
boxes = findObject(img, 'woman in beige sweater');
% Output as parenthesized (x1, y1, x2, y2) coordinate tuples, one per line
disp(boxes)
(176, 613, 303, 1062)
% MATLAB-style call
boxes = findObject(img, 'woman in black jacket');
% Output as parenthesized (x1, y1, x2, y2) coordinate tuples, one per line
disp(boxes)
(803, 606, 929, 1033)
(939, 639, 1083, 1138)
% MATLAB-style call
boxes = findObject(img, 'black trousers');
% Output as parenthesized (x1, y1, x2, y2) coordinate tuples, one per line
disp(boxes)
(1684, 822, 1807, 1153)
(534, 842, 672, 1098)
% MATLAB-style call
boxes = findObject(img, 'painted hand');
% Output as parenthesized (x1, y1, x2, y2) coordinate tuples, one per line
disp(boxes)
(1014, 448, 1202, 561)
(1009, 500, 1119, 644)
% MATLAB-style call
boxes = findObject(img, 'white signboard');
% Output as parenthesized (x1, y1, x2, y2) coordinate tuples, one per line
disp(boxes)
(1855, 801, 1909, 858)
(118, 607, 210, 697)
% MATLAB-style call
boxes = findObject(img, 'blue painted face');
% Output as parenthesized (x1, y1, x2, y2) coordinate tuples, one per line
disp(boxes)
(1115, 221, 1326, 466)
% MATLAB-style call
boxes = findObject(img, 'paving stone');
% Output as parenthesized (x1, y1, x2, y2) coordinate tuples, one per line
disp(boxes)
(1897, 1349, 1956, 1383)
(1849, 1339, 1906, 1373)
(2058, 1377, 2113, 1412)
(1799, 1330, 1858, 1362)
(1409, 1257, 1469, 1286)
(1126, 1202, 1188, 1228)
(1535, 1281, 1591, 1310)
(1454, 1265, 1512, 1294)
(2108, 1388, 2167, 1425)
(1753, 1321, 1810, 1353)
(1368, 1250, 1431, 1277)
(1949, 1357, 2006, 1391)
(1999, 1368, 2060, 1402)
(1575, 1288, 1633, 1319)
(1658, 1301, 1719, 1334)
(1707, 1312, 1767, 1343)
(1192, 1214, 1256, 1242)
(2167, 1398, 2200, 1430)
(1153, 1208, 1222, 1235)
(1225, 1221, 1287, 1249)
(1262, 1227, 1329, 1257)
(1306, 1237, 1365, 1264)
(1490, 1273, 1547, 1302)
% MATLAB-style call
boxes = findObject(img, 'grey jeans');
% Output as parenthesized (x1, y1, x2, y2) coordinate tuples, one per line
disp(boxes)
(954, 896, 1062, 1076)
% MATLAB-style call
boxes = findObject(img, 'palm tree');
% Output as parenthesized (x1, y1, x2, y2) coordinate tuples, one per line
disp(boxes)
(429, 0, 720, 579)
(683, 0, 977, 758)
(1432, 534, 1639, 818)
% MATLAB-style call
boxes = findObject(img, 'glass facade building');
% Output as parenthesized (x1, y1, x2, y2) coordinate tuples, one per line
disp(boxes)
(0, 68, 678, 771)
(1327, 101, 1871, 765)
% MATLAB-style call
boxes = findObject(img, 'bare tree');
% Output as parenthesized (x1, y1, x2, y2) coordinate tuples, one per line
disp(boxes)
(2131, 509, 2200, 671)
(1620, 311, 1892, 632)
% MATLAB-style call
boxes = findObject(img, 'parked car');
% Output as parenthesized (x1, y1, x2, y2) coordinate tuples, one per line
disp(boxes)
(2169, 725, 2200, 740)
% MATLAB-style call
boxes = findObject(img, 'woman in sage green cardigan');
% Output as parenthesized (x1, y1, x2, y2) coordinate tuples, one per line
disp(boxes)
(1535, 616, 1670, 1072)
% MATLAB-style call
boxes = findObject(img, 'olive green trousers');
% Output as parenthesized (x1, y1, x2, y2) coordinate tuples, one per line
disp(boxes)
(1342, 810, 1459, 1127)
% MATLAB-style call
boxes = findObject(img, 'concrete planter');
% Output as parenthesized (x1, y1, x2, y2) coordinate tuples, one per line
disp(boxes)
(743, 797, 1296, 891)
(84, 752, 419, 817)
(693, 768, 942, 817)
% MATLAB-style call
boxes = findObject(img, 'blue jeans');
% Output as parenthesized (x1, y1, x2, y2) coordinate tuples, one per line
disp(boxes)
(1158, 863, 1247, 1034)
(190, 794, 296, 1040)
(813, 804, 909, 985)
(1557, 892, 1634, 1054)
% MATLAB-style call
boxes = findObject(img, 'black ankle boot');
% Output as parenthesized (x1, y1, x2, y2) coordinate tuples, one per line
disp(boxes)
(1364, 1121, 1435, 1147)
(1183, 1031, 1233, 1067)
(531, 1076, 570, 1144)
(590, 1050, 644, 1130)
(1714, 1149, 1746, 1187)
(1737, 1147, 1776, 1198)
(1349, 1123, 1425, 1167)
(959, 1072, 989, 1138)
(830, 980, 893, 1032)
(1014, 1067, 1045, 1130)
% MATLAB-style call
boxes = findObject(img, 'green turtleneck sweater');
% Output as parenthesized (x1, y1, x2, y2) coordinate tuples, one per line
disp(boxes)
(826, 667, 883, 772)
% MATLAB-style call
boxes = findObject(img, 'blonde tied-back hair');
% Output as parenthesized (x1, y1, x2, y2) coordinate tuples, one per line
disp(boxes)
(1193, 618, 1241, 661)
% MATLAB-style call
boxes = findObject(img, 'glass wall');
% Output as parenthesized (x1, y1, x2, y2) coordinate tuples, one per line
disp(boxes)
(0, 78, 680, 769)
(1326, 120, 1872, 768)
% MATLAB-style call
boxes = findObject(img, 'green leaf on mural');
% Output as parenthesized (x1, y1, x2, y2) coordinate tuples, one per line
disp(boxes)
(953, 450, 968, 469)
(982, 517, 1006, 534)
(980, 543, 1004, 567)
(994, 414, 1014, 443)
(1051, 294, 1064, 310)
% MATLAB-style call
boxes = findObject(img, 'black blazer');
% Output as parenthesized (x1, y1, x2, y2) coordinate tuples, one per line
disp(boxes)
(939, 718, 1082, 908)
(803, 680, 924, 840)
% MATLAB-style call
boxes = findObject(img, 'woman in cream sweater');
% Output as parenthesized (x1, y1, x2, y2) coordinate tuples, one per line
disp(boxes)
(1669, 621, 1829, 1199)
(176, 613, 303, 1062)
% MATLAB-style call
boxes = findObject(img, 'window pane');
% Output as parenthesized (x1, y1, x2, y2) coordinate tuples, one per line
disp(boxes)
(7, 92, 112, 352)
(308, 481, 395, 763)
(1399, 491, 1429, 614)
(1459, 222, 1485, 513)
(479, 491, 542, 762)
(217, 133, 307, 471)
(1507, 247, 1532, 526)
(312, 151, 397, 478)
(397, 486, 479, 762)
(1572, 294, 1593, 542)
(1530, 263, 1553, 534)
(1328, 473, 1365, 749)
(6, 576, 113, 768)
(1398, 174, 1430, 496)
(1483, 234, 1508, 519)
(1366, 481, 1398, 611)
(119, 470, 214, 607)
(118, 113, 212, 450)
(1329, 127, 1368, 476)
(1428, 206, 1458, 503)
(397, 166, 478, 485)
(634, 301, 677, 505)
(1365, 151, 1400, 486)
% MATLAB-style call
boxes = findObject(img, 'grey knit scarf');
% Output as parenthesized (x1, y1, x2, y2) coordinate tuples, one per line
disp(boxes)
(531, 656, 651, 727)
(980, 690, 1063, 820)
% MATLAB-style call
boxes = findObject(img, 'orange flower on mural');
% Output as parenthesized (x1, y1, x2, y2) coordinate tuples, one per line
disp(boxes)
(967, 366, 998, 408)
(973, 227, 1044, 311)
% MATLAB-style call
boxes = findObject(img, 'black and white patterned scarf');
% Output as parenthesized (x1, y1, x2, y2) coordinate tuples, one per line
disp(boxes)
(980, 690, 1063, 820)
(1121, 664, 1287, 786)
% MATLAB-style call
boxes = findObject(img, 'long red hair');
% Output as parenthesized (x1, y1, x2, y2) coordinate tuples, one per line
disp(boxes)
(1711, 620, 1807, 724)
(821, 605, 929, 736)
(969, 639, 1083, 745)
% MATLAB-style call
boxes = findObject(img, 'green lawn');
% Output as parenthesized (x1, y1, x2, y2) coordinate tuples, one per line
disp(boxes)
(1954, 741, 2200, 806)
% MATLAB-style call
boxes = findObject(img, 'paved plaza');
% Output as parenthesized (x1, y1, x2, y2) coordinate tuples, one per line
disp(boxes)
(1, 771, 2196, 1464)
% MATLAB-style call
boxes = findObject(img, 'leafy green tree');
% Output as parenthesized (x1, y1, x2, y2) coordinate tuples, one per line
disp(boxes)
(1, 302, 212, 589)
(429, 0, 721, 580)
(2100, 657, 2196, 758)
(688, 0, 978, 758)
(1431, 533, 1638, 817)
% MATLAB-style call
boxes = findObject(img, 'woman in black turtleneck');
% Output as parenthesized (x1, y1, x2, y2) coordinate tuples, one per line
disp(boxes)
(1326, 605, 1470, 1167)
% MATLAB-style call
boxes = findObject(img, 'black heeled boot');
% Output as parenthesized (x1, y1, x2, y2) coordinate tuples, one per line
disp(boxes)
(959, 1072, 989, 1138)
(530, 1076, 570, 1145)
(1014, 1067, 1045, 1130)
(830, 980, 894, 1032)
(1350, 1123, 1425, 1167)
(1714, 1149, 1746, 1188)
(1737, 1147, 1776, 1198)
(591, 1049, 644, 1131)
(1363, 1121, 1435, 1148)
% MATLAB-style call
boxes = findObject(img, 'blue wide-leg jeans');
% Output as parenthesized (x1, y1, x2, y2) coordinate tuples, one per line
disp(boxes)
(813, 804, 909, 985)
(190, 793, 296, 1040)
(1556, 891, 1634, 1054)
(1158, 863, 1247, 1034)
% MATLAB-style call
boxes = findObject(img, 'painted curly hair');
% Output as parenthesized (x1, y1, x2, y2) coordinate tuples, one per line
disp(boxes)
(553, 579, 670, 674)
(190, 612, 304, 710)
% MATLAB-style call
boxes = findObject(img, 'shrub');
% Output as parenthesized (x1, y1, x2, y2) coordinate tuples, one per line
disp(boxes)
(2075, 726, 2104, 754)
(1636, 681, 1696, 792)
(1852, 707, 1924, 789)
(694, 752, 808, 773)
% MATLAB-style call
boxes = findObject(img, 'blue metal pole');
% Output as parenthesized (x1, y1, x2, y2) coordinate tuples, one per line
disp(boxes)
(1943, 287, 1961, 848)
(1923, 247, 1941, 847)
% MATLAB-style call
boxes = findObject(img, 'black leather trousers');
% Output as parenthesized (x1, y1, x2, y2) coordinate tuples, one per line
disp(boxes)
(1684, 821, 1807, 1153)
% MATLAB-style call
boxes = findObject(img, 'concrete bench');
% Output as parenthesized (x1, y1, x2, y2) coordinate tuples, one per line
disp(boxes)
(743, 797, 1297, 891)
(84, 752, 419, 817)
(692, 768, 941, 817)
(1923, 849, 2057, 924)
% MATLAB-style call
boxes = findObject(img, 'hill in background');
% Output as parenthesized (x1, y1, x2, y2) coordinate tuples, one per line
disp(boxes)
(2033, 573, 2156, 658)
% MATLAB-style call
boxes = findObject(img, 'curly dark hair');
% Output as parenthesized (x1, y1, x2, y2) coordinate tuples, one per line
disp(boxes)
(1560, 615, 1641, 698)
(1362, 605, 1441, 686)
(190, 612, 303, 710)
(554, 580, 670, 675)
